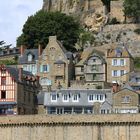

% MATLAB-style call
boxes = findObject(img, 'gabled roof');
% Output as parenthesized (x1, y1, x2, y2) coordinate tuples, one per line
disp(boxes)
(6, 66, 33, 83)
(107, 43, 133, 58)
(113, 88, 139, 95)
(18, 49, 38, 64)
(76, 48, 105, 66)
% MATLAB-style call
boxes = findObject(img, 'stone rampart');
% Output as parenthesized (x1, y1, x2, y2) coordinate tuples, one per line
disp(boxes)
(0, 114, 140, 140)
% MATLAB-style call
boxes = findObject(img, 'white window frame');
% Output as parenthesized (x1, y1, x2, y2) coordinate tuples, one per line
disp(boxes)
(51, 94, 57, 102)
(27, 54, 33, 62)
(112, 70, 118, 77)
(72, 94, 79, 102)
(88, 94, 94, 102)
(63, 94, 69, 102)
(112, 59, 117, 66)
(120, 59, 125, 66)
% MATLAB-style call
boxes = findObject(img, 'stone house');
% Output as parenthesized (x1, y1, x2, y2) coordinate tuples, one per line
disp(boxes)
(18, 46, 40, 75)
(73, 48, 107, 89)
(37, 36, 74, 90)
(44, 89, 112, 115)
(0, 65, 40, 115)
(113, 88, 140, 114)
(106, 44, 134, 84)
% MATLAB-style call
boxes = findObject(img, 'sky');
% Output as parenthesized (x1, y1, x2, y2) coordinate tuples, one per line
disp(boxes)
(0, 0, 43, 47)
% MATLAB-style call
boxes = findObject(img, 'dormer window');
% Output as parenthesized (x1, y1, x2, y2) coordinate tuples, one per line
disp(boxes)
(51, 94, 57, 102)
(72, 94, 79, 102)
(115, 48, 122, 57)
(63, 94, 69, 102)
(28, 54, 33, 62)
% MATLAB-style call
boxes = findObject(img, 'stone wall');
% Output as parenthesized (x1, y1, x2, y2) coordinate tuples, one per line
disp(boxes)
(1, 114, 140, 140)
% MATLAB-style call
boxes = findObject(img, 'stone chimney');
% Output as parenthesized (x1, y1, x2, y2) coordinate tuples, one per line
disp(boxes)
(38, 44, 43, 56)
(94, 102, 101, 114)
(18, 68, 23, 82)
(112, 83, 120, 93)
(20, 45, 26, 56)
(49, 36, 57, 44)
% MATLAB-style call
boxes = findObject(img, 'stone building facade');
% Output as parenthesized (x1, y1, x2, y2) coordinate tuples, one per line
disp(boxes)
(106, 44, 134, 84)
(73, 49, 106, 89)
(113, 88, 140, 114)
(37, 36, 74, 90)
(0, 65, 39, 115)
(18, 46, 39, 75)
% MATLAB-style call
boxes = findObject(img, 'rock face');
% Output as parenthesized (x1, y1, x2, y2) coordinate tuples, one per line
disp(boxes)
(43, 0, 100, 14)
(43, 0, 105, 32)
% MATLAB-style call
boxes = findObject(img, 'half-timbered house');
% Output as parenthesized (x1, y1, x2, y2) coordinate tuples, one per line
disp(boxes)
(0, 65, 40, 115)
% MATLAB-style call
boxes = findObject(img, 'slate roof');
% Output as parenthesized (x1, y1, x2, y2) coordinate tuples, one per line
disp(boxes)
(18, 49, 38, 64)
(54, 60, 65, 64)
(6, 66, 33, 83)
(76, 48, 105, 66)
(44, 89, 112, 107)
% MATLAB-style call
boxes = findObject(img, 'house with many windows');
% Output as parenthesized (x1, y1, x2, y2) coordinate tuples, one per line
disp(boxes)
(113, 88, 140, 114)
(106, 44, 134, 84)
(37, 36, 74, 90)
(18, 45, 40, 75)
(73, 48, 107, 89)
(0, 65, 40, 115)
(44, 89, 112, 115)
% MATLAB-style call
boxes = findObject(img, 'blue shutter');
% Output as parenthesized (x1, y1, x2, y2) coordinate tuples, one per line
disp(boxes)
(47, 65, 50, 72)
(40, 65, 43, 72)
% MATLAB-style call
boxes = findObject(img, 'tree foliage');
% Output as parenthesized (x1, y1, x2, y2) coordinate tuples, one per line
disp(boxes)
(17, 10, 81, 51)
(123, 0, 140, 22)
(0, 41, 12, 51)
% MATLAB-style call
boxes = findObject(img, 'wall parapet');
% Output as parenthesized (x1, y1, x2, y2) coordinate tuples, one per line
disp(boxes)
(0, 114, 140, 127)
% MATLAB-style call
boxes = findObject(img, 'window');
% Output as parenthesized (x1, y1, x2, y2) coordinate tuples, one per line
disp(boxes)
(43, 65, 48, 72)
(122, 96, 131, 103)
(81, 66, 84, 72)
(93, 59, 96, 62)
(100, 95, 104, 100)
(27, 54, 33, 62)
(88, 94, 94, 102)
(120, 59, 125, 66)
(51, 94, 57, 102)
(1, 69, 6, 74)
(120, 70, 125, 76)
(40, 78, 51, 85)
(57, 64, 61, 68)
(91, 65, 96, 71)
(72, 94, 79, 102)
(63, 94, 69, 102)
(112, 59, 117, 66)
(112, 70, 118, 77)
(1, 77, 6, 85)
(101, 109, 106, 114)
(1, 91, 6, 99)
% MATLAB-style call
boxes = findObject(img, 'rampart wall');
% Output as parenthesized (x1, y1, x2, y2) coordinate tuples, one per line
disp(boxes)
(0, 114, 140, 140)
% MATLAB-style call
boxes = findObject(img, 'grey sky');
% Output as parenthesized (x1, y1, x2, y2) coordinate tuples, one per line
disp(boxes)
(0, 0, 43, 46)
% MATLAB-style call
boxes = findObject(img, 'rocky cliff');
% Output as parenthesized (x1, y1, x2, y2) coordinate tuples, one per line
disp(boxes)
(43, 0, 102, 15)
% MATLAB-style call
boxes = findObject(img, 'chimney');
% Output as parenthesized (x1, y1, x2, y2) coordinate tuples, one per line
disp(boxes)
(112, 83, 120, 93)
(20, 45, 25, 56)
(18, 68, 23, 82)
(49, 36, 57, 44)
(38, 44, 43, 56)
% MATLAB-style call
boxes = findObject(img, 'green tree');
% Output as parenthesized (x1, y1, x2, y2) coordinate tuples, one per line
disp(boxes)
(17, 10, 81, 51)
(123, 0, 140, 23)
